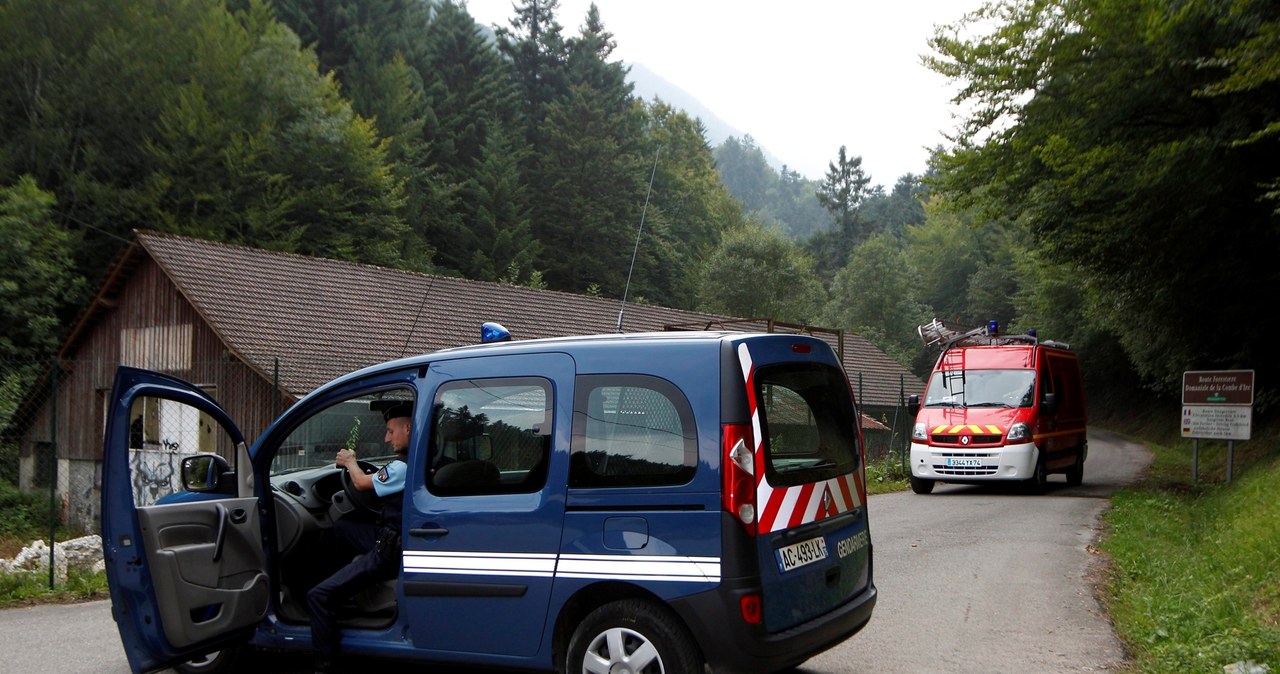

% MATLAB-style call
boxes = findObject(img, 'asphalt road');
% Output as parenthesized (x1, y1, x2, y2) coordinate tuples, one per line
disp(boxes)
(0, 429, 1148, 674)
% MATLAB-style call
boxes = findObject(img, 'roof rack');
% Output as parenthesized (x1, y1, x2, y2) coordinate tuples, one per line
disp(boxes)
(917, 318, 1070, 351)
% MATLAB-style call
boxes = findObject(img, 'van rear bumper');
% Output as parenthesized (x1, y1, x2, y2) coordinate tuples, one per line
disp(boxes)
(670, 578, 876, 673)
(910, 441, 1038, 480)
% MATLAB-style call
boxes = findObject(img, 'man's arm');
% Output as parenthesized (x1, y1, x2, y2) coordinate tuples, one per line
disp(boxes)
(336, 448, 374, 490)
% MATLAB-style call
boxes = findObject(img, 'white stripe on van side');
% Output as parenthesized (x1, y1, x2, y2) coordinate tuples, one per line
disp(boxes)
(403, 551, 558, 577)
(402, 551, 720, 583)
(557, 554, 720, 582)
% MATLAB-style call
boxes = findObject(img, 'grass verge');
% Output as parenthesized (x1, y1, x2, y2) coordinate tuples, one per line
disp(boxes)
(0, 480, 105, 606)
(0, 568, 108, 608)
(1099, 427, 1279, 672)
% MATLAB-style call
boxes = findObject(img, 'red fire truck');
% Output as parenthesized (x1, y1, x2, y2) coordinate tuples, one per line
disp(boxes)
(906, 320, 1087, 494)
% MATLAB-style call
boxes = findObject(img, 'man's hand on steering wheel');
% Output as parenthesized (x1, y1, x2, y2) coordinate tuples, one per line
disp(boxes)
(337, 449, 382, 514)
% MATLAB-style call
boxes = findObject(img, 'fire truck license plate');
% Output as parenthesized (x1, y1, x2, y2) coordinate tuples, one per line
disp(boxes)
(776, 536, 828, 572)
(946, 457, 983, 467)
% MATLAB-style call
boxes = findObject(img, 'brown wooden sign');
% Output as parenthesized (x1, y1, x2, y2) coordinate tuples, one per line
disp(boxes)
(1182, 370, 1255, 405)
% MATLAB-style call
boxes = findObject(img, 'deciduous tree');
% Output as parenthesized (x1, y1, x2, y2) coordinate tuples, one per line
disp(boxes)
(926, 0, 1280, 398)
(698, 222, 825, 324)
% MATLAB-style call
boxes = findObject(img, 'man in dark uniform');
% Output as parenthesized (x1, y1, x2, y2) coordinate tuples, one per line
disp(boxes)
(307, 401, 411, 673)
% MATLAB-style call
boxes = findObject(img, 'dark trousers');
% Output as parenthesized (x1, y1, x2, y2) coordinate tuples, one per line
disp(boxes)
(306, 517, 398, 661)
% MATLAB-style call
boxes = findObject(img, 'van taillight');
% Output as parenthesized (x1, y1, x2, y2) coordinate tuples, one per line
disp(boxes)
(722, 422, 757, 536)
(739, 594, 763, 625)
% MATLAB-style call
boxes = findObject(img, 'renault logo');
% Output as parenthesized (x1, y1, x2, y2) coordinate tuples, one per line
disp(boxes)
(960, 435, 970, 445)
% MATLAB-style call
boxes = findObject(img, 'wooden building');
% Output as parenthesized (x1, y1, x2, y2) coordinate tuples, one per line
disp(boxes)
(15, 231, 918, 528)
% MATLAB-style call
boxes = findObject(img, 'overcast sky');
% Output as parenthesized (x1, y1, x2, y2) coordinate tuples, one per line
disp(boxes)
(463, 0, 985, 186)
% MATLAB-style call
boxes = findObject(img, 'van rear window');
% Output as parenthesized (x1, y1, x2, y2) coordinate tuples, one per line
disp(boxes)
(756, 363, 860, 486)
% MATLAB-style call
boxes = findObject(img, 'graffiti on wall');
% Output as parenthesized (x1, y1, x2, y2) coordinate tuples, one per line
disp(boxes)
(129, 443, 188, 506)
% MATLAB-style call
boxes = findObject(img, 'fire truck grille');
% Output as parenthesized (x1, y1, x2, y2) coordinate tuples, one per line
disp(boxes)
(933, 465, 999, 476)
(932, 452, 999, 476)
(930, 434, 1003, 445)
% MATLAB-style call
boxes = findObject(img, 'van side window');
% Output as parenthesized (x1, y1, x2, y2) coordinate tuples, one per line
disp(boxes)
(271, 389, 412, 476)
(428, 377, 552, 495)
(569, 375, 696, 488)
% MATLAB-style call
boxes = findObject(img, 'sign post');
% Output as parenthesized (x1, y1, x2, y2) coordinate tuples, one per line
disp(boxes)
(1181, 370, 1254, 483)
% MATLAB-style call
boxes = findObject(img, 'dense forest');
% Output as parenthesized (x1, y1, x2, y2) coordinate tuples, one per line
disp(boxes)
(1, 0, 1276, 415)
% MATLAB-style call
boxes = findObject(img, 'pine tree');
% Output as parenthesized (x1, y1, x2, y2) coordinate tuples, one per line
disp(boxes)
(816, 145, 872, 243)
(419, 0, 527, 278)
(496, 0, 570, 158)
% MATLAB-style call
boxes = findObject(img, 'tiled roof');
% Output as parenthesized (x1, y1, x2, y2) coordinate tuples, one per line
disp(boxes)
(132, 232, 919, 407)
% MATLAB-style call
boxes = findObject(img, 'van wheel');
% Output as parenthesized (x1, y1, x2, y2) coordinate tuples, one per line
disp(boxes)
(1065, 450, 1085, 486)
(909, 476, 935, 494)
(567, 599, 703, 674)
(1025, 455, 1048, 495)
(174, 645, 241, 674)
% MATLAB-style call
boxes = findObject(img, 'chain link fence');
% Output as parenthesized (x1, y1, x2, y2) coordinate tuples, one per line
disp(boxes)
(855, 373, 914, 473)
(1, 355, 914, 583)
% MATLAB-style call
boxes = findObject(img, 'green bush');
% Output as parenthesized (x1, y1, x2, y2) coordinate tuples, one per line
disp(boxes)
(0, 480, 54, 540)
(865, 453, 909, 494)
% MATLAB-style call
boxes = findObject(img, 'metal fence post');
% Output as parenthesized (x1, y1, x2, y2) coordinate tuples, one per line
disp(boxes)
(47, 361, 58, 590)
(899, 374, 907, 473)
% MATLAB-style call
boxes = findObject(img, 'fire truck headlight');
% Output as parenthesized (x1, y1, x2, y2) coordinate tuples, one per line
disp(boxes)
(912, 422, 927, 441)
(1007, 422, 1030, 442)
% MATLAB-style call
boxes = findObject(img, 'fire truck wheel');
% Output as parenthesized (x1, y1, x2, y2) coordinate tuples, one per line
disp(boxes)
(1066, 450, 1085, 486)
(909, 476, 935, 494)
(1025, 456, 1048, 494)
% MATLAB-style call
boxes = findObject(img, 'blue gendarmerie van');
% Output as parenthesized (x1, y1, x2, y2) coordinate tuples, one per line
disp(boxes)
(102, 330, 876, 673)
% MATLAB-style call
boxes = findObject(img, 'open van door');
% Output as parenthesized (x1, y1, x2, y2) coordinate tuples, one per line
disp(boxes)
(102, 367, 269, 673)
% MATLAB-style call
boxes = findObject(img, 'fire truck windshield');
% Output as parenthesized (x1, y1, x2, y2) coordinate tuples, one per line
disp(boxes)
(923, 369, 1036, 409)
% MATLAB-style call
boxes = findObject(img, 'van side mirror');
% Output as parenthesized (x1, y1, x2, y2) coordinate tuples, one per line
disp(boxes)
(1040, 392, 1059, 416)
(181, 454, 232, 492)
(907, 394, 920, 416)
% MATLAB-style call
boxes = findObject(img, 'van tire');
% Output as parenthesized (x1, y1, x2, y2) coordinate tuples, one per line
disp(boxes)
(174, 645, 243, 674)
(909, 476, 935, 494)
(1065, 450, 1085, 486)
(567, 599, 703, 674)
(1025, 455, 1048, 495)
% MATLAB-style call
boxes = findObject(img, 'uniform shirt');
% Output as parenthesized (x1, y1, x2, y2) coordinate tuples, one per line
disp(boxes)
(372, 459, 407, 498)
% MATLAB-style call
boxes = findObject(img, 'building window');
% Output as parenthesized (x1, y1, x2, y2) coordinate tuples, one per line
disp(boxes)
(120, 323, 193, 370)
(31, 442, 54, 488)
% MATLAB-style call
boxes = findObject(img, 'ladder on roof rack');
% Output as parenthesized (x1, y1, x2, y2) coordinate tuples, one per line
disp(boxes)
(917, 318, 1058, 351)
(938, 339, 967, 391)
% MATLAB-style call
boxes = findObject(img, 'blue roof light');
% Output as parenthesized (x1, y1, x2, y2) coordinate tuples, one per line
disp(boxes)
(481, 321, 512, 343)
(987, 320, 1000, 336)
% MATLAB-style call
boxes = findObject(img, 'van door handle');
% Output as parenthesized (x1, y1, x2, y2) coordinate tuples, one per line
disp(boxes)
(410, 527, 449, 537)
(213, 503, 228, 562)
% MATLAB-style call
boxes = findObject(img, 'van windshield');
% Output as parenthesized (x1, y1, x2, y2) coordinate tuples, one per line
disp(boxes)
(756, 363, 860, 486)
(924, 369, 1035, 408)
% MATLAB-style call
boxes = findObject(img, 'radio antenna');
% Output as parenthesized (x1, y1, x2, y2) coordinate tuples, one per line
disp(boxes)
(617, 144, 661, 333)
(400, 275, 436, 356)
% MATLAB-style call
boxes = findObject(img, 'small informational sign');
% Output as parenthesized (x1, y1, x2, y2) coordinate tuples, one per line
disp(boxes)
(1181, 405, 1252, 441)
(1181, 370, 1254, 441)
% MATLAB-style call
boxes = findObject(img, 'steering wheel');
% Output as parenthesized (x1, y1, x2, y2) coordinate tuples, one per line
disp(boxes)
(340, 460, 383, 514)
